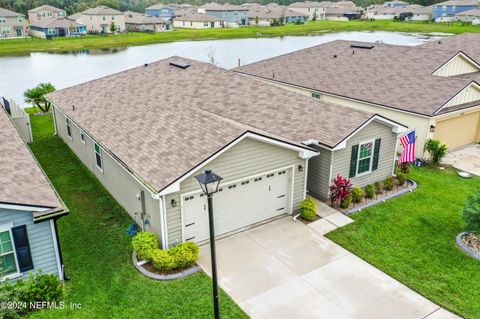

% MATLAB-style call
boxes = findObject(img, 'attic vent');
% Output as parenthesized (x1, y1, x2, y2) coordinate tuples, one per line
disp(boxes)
(169, 61, 191, 69)
(350, 44, 374, 50)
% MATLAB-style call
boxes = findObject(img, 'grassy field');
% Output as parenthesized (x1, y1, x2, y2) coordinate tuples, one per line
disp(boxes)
(26, 109, 248, 319)
(327, 166, 480, 319)
(1, 20, 480, 55)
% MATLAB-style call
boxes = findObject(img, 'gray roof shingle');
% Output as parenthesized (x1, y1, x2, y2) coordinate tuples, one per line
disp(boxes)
(81, 6, 123, 15)
(0, 7, 24, 17)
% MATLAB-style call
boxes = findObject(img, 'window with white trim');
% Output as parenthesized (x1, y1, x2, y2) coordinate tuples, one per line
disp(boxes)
(0, 228, 18, 277)
(80, 130, 85, 143)
(66, 118, 72, 139)
(94, 143, 103, 171)
(357, 140, 374, 174)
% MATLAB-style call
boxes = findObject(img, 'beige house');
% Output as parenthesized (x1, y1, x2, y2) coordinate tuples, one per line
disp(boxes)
(235, 34, 480, 156)
(288, 1, 327, 20)
(247, 5, 309, 25)
(78, 6, 125, 33)
(456, 8, 480, 23)
(0, 7, 26, 38)
(28, 5, 66, 24)
(125, 11, 172, 32)
(47, 57, 405, 248)
(173, 13, 223, 28)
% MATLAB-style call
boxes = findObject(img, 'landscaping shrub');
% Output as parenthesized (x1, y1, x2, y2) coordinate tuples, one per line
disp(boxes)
(397, 172, 407, 186)
(329, 175, 352, 207)
(463, 190, 480, 233)
(374, 182, 383, 195)
(300, 197, 317, 221)
(397, 162, 410, 174)
(384, 177, 394, 191)
(132, 232, 158, 260)
(340, 196, 352, 209)
(151, 243, 200, 272)
(425, 138, 447, 166)
(151, 250, 176, 271)
(352, 187, 364, 203)
(364, 184, 375, 199)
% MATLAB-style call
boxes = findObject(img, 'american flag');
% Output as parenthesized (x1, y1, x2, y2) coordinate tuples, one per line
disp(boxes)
(399, 130, 416, 163)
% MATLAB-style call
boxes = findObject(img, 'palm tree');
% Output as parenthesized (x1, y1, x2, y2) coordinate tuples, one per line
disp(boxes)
(24, 83, 56, 113)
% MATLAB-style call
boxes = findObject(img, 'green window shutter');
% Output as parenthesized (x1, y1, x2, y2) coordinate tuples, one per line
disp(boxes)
(372, 138, 381, 171)
(349, 144, 359, 178)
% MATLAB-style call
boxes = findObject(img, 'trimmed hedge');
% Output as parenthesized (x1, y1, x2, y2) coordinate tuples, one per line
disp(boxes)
(300, 197, 317, 221)
(352, 187, 364, 203)
(132, 232, 158, 260)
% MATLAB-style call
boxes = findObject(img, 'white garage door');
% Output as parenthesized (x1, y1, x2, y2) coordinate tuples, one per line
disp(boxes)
(182, 168, 292, 243)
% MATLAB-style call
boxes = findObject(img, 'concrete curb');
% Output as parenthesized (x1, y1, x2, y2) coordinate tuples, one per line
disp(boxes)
(132, 251, 201, 280)
(346, 179, 417, 215)
(456, 232, 480, 260)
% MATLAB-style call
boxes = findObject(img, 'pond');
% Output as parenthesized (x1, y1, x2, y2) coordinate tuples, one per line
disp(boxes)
(0, 31, 446, 105)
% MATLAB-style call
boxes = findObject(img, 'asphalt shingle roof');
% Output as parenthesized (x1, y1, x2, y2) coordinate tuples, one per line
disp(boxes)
(234, 40, 479, 116)
(47, 57, 375, 192)
(81, 6, 123, 15)
(0, 7, 23, 17)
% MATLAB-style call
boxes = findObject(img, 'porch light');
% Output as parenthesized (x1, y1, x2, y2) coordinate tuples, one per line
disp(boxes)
(195, 170, 223, 196)
(170, 199, 177, 208)
(298, 165, 304, 172)
(430, 125, 436, 133)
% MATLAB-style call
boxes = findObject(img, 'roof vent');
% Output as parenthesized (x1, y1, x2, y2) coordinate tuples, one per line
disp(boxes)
(144, 63, 148, 67)
(350, 44, 374, 50)
(169, 61, 191, 69)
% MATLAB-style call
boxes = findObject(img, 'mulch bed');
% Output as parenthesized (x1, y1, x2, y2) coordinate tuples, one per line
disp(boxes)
(462, 233, 480, 255)
(142, 262, 192, 276)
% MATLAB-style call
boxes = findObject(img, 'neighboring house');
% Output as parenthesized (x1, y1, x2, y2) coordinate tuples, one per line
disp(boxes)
(408, 5, 433, 21)
(325, 7, 362, 20)
(125, 11, 172, 32)
(30, 17, 86, 38)
(288, 1, 327, 20)
(383, 0, 409, 8)
(0, 7, 26, 38)
(28, 5, 66, 24)
(47, 57, 405, 247)
(144, 4, 175, 20)
(0, 105, 67, 282)
(456, 8, 480, 23)
(78, 6, 125, 33)
(234, 37, 480, 155)
(173, 13, 224, 28)
(365, 4, 431, 20)
(198, 3, 249, 27)
(432, 0, 480, 20)
(247, 5, 308, 25)
(335, 0, 358, 8)
(173, 6, 198, 18)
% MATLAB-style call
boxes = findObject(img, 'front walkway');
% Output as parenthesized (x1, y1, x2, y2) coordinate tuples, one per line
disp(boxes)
(198, 217, 461, 319)
(443, 144, 480, 175)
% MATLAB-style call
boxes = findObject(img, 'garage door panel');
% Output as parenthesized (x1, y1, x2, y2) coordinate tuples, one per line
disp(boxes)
(182, 169, 291, 243)
(435, 112, 480, 149)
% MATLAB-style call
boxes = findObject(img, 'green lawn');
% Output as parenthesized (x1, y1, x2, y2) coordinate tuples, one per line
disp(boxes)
(327, 167, 480, 319)
(1, 20, 480, 55)
(26, 110, 248, 319)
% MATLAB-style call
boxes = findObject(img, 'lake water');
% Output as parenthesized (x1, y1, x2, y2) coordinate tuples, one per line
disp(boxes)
(0, 31, 446, 105)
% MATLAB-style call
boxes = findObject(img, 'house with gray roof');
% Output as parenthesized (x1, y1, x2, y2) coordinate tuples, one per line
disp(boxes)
(125, 11, 172, 32)
(78, 6, 125, 33)
(432, 0, 480, 20)
(28, 5, 66, 25)
(288, 2, 327, 20)
(0, 103, 67, 282)
(198, 3, 249, 27)
(0, 7, 26, 38)
(456, 7, 480, 22)
(47, 57, 405, 247)
(247, 5, 308, 25)
(235, 36, 480, 155)
(30, 17, 86, 38)
(173, 13, 224, 28)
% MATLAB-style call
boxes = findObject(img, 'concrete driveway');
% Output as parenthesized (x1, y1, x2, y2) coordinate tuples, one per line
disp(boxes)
(198, 217, 460, 319)
(443, 144, 480, 175)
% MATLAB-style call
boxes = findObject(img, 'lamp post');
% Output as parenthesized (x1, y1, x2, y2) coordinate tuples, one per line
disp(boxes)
(195, 169, 223, 319)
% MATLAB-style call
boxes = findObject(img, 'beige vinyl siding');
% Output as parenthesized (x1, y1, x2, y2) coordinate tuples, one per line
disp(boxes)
(443, 84, 480, 108)
(53, 107, 163, 240)
(172, 20, 222, 28)
(307, 145, 333, 201)
(165, 137, 307, 247)
(434, 110, 480, 149)
(332, 120, 397, 188)
(434, 55, 479, 77)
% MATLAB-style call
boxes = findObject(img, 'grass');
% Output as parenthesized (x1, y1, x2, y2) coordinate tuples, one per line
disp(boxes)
(1, 20, 480, 55)
(25, 109, 248, 319)
(326, 166, 480, 319)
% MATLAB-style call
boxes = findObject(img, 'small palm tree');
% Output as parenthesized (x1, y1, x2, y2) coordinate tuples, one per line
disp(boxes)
(24, 83, 56, 113)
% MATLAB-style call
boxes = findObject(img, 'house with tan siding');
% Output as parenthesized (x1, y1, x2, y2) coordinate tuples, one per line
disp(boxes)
(47, 57, 405, 248)
(235, 34, 480, 156)
(28, 5, 66, 24)
(173, 13, 223, 28)
(77, 6, 125, 33)
(0, 7, 26, 38)
(288, 1, 327, 20)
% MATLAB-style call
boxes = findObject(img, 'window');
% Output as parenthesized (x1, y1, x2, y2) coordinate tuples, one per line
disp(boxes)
(103, 15, 106, 20)
(94, 143, 103, 171)
(0, 228, 18, 277)
(312, 92, 321, 99)
(357, 140, 374, 174)
(66, 118, 72, 139)
(112, 15, 115, 20)
(80, 130, 85, 144)
(0, 16, 6, 23)
(204, 22, 209, 27)
(18, 17, 23, 23)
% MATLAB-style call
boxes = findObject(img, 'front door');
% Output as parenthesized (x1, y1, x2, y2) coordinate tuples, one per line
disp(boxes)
(15, 28, 22, 37)
(210, 22, 214, 28)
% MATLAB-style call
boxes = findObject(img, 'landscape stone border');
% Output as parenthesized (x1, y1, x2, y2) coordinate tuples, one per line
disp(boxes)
(346, 179, 417, 215)
(456, 232, 480, 260)
(132, 251, 201, 280)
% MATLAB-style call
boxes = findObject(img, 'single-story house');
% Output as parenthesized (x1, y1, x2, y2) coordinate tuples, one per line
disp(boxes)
(28, 5, 66, 24)
(125, 11, 172, 32)
(407, 5, 433, 21)
(30, 17, 86, 38)
(456, 8, 480, 23)
(234, 36, 480, 156)
(173, 13, 224, 28)
(325, 7, 362, 20)
(0, 7, 26, 38)
(47, 57, 405, 248)
(247, 5, 308, 25)
(77, 6, 125, 33)
(0, 105, 67, 282)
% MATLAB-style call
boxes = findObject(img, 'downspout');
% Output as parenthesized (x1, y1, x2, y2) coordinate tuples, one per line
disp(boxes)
(53, 217, 68, 281)
(158, 195, 168, 249)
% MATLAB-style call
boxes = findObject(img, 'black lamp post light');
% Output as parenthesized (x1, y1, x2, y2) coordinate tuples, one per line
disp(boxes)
(195, 169, 223, 319)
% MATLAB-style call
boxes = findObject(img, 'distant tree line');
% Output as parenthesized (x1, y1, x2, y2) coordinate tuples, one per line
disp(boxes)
(0, 0, 442, 16)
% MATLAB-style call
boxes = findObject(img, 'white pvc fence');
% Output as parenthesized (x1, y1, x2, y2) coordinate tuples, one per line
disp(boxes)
(1, 97, 33, 143)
